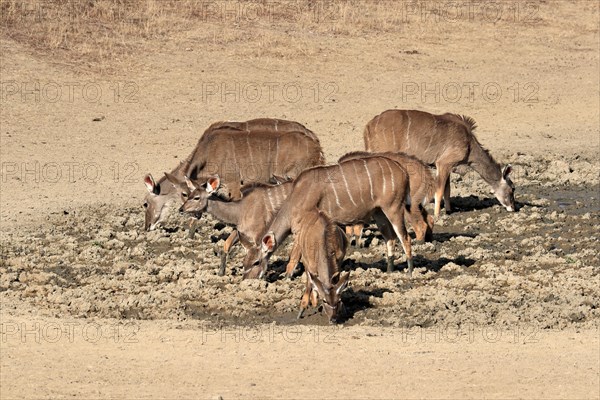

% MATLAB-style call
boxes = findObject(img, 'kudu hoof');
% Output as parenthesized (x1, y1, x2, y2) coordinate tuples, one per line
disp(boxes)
(297, 309, 305, 319)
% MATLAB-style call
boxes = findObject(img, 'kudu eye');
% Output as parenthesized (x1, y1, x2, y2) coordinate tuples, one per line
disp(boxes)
(143, 202, 148, 208)
(194, 196, 201, 200)
(182, 192, 188, 198)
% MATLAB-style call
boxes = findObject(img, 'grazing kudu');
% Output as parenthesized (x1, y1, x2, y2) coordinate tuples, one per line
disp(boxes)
(173, 174, 301, 276)
(338, 151, 435, 243)
(246, 156, 414, 279)
(143, 118, 324, 231)
(263, 209, 348, 323)
(363, 110, 516, 217)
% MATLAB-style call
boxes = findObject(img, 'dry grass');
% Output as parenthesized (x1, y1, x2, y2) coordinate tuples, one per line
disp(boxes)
(0, 0, 415, 72)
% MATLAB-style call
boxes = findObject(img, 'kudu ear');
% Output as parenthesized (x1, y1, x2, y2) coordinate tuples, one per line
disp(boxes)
(184, 176, 197, 192)
(144, 174, 159, 195)
(261, 232, 276, 254)
(163, 172, 181, 187)
(336, 271, 350, 295)
(308, 272, 326, 296)
(270, 174, 289, 185)
(502, 164, 513, 179)
(206, 175, 221, 193)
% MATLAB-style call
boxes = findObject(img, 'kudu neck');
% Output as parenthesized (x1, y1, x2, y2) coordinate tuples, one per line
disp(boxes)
(468, 139, 502, 189)
(207, 198, 241, 225)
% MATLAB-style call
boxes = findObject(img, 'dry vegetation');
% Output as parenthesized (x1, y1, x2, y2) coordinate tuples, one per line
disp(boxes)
(0, 0, 418, 72)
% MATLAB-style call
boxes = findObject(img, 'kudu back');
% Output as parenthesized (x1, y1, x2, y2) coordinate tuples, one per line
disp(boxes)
(364, 110, 515, 217)
(248, 156, 414, 279)
(143, 118, 324, 231)
(339, 151, 436, 242)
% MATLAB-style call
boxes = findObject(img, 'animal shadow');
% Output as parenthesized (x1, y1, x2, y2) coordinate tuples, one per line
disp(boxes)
(433, 232, 478, 243)
(339, 287, 391, 323)
(444, 195, 498, 213)
(412, 254, 475, 273)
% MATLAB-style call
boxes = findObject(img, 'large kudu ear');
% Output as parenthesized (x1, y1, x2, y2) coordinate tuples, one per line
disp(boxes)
(261, 232, 276, 254)
(206, 175, 221, 193)
(164, 172, 181, 187)
(502, 164, 513, 180)
(270, 174, 290, 185)
(144, 174, 159, 195)
(335, 271, 350, 295)
(308, 272, 326, 297)
(184, 176, 197, 192)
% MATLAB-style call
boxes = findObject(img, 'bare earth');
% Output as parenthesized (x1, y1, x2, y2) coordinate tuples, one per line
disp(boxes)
(1, 1, 599, 399)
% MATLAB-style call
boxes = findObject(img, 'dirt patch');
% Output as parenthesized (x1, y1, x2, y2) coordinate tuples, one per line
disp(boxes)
(2, 161, 598, 329)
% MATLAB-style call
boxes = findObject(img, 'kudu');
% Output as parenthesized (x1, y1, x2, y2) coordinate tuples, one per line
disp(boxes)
(338, 151, 436, 243)
(173, 174, 301, 276)
(363, 110, 516, 217)
(143, 118, 324, 231)
(263, 209, 349, 323)
(246, 156, 414, 279)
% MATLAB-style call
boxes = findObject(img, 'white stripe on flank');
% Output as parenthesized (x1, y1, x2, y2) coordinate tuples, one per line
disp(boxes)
(329, 169, 342, 208)
(406, 111, 412, 150)
(267, 189, 275, 211)
(425, 134, 434, 154)
(376, 159, 386, 193)
(275, 137, 280, 163)
(247, 133, 254, 165)
(231, 137, 238, 177)
(385, 159, 396, 192)
(340, 165, 357, 207)
(362, 160, 374, 201)
(352, 161, 365, 204)
(326, 196, 333, 216)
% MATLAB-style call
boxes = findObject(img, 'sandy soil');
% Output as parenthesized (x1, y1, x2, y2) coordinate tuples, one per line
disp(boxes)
(1, 1, 599, 399)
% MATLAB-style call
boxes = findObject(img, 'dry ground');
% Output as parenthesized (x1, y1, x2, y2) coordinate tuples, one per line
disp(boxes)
(1, 1, 599, 399)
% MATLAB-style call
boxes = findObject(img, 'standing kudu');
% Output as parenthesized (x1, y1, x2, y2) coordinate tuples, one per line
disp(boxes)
(246, 156, 414, 279)
(143, 118, 324, 231)
(173, 174, 301, 276)
(263, 209, 348, 323)
(364, 110, 516, 218)
(339, 151, 436, 243)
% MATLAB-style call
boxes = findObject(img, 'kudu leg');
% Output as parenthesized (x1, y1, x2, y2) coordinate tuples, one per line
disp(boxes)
(187, 218, 198, 239)
(434, 164, 453, 219)
(443, 178, 452, 214)
(381, 207, 413, 276)
(345, 224, 364, 247)
(298, 275, 312, 319)
(219, 230, 239, 276)
(373, 211, 397, 273)
(284, 239, 302, 278)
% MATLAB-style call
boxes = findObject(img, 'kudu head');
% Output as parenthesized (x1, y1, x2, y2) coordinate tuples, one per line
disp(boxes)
(143, 174, 173, 231)
(174, 175, 221, 218)
(307, 270, 349, 324)
(493, 165, 516, 212)
(241, 232, 274, 280)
